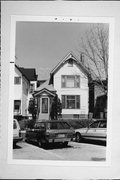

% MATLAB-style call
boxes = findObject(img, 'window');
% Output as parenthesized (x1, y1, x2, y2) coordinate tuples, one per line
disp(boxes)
(61, 75, 80, 88)
(62, 95, 80, 109)
(68, 59, 73, 67)
(14, 100, 21, 113)
(14, 77, 21, 84)
(66, 76, 75, 88)
(73, 114, 79, 119)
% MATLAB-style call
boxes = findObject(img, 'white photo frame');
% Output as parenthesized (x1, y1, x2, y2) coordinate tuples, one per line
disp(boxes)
(8, 15, 114, 166)
(1, 1, 120, 179)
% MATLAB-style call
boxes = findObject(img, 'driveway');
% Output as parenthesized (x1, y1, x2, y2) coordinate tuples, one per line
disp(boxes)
(13, 141, 106, 161)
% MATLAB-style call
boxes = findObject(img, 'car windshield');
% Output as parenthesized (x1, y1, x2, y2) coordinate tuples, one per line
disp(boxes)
(99, 121, 107, 128)
(90, 121, 99, 128)
(47, 122, 70, 130)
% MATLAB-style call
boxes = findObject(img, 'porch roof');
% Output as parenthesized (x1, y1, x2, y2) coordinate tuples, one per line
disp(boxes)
(34, 88, 56, 97)
(34, 79, 56, 96)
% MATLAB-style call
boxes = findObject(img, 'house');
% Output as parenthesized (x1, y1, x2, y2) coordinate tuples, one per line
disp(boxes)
(89, 80, 107, 119)
(34, 52, 89, 120)
(14, 65, 37, 119)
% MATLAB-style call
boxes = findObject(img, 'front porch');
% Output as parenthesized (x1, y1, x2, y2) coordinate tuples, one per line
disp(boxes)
(34, 87, 56, 121)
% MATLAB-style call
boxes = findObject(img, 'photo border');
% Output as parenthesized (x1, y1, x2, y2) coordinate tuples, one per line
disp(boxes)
(8, 15, 114, 166)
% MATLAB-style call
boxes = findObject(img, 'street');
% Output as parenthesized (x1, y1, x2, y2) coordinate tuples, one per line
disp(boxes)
(13, 140, 106, 161)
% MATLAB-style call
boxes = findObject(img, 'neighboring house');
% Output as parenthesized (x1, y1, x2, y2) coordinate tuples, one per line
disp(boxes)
(34, 52, 89, 120)
(94, 81, 107, 119)
(14, 65, 37, 119)
(89, 80, 107, 119)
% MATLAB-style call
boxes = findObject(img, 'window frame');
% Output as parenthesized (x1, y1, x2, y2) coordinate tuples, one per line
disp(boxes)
(68, 59, 73, 67)
(14, 100, 21, 113)
(41, 97, 48, 114)
(61, 75, 80, 88)
(14, 76, 21, 84)
(62, 95, 80, 109)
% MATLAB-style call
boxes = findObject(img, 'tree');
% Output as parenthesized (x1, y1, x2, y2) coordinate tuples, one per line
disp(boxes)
(78, 24, 109, 95)
(28, 98, 37, 119)
(50, 94, 62, 120)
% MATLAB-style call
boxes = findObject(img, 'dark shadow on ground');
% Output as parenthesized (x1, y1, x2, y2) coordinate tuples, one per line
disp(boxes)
(44, 142, 72, 150)
(26, 140, 72, 150)
(81, 139, 106, 146)
(13, 143, 22, 149)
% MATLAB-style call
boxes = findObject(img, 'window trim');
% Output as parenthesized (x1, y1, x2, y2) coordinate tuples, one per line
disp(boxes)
(14, 100, 21, 114)
(14, 76, 21, 84)
(68, 59, 73, 67)
(62, 95, 80, 109)
(61, 75, 80, 88)
(41, 97, 48, 114)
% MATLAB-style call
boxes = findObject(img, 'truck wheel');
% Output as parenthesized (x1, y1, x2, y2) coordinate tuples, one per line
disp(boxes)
(25, 138, 30, 143)
(38, 140, 42, 147)
(13, 142, 16, 147)
(63, 141, 68, 146)
(76, 132, 82, 143)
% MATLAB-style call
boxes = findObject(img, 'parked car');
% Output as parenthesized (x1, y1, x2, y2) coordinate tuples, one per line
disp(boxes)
(75, 120, 107, 142)
(25, 120, 75, 147)
(13, 119, 23, 146)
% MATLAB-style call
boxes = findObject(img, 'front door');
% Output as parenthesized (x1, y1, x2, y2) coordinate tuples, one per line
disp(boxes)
(39, 97, 49, 120)
(42, 98, 48, 114)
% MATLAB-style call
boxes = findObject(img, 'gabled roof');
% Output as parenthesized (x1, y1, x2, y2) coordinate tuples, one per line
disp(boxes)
(15, 65, 37, 81)
(50, 51, 89, 76)
(15, 65, 30, 82)
(35, 79, 56, 93)
(34, 88, 56, 97)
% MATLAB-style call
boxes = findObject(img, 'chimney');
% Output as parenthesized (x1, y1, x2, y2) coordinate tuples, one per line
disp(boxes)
(80, 53, 85, 65)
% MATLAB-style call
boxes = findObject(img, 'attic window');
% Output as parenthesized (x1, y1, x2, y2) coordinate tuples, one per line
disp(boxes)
(68, 59, 73, 67)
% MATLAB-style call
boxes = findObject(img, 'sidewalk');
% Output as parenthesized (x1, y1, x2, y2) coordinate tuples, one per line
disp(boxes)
(13, 141, 63, 160)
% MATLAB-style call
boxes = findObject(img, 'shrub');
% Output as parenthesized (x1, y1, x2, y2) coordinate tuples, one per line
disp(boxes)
(26, 119, 36, 129)
(18, 119, 28, 130)
(18, 119, 36, 130)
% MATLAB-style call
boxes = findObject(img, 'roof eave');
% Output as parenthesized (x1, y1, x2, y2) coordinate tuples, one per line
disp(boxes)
(15, 65, 30, 82)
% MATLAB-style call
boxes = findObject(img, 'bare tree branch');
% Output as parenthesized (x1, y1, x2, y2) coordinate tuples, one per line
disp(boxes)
(78, 24, 108, 94)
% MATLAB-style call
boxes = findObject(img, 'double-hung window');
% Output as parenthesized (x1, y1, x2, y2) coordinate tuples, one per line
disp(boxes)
(61, 75, 80, 88)
(14, 76, 21, 84)
(14, 100, 21, 114)
(62, 95, 80, 109)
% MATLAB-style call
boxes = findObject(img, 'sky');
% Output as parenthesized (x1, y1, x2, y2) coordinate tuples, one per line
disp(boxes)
(15, 22, 106, 80)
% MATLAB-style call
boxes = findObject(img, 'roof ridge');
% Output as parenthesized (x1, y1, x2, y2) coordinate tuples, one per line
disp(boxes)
(50, 51, 78, 74)
(50, 51, 89, 76)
